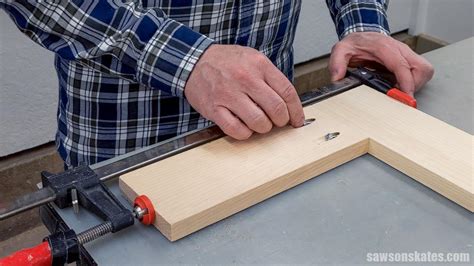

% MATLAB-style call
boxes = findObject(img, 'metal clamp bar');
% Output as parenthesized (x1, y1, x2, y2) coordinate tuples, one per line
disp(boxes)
(0, 77, 360, 220)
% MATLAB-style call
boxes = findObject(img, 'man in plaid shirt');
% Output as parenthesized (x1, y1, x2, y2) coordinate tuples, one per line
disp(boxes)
(1, 0, 433, 168)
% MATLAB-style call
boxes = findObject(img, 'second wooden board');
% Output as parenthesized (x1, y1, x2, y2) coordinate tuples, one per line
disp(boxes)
(120, 85, 473, 241)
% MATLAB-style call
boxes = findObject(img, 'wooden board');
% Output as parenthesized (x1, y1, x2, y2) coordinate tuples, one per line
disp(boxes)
(119, 85, 473, 241)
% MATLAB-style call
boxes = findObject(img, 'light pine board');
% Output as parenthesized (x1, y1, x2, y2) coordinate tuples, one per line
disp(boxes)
(119, 85, 473, 241)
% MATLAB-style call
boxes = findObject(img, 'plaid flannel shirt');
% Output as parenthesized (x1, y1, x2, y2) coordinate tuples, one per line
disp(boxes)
(1, 0, 389, 167)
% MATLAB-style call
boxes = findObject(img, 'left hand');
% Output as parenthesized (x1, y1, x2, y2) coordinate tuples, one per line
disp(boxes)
(329, 32, 434, 96)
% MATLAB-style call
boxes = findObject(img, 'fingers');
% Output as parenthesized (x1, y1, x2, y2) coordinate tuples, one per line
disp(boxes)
(328, 43, 352, 81)
(374, 46, 416, 96)
(226, 93, 273, 134)
(329, 33, 436, 97)
(247, 80, 290, 127)
(389, 60, 416, 96)
(185, 44, 306, 140)
(263, 65, 305, 127)
(213, 106, 253, 140)
(398, 43, 435, 91)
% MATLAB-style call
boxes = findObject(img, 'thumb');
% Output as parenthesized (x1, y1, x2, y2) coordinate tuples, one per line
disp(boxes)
(328, 44, 351, 82)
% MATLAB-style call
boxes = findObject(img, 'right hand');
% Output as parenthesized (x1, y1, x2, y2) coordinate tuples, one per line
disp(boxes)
(184, 44, 305, 140)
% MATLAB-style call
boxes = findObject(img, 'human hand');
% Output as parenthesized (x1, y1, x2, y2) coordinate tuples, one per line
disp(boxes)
(329, 32, 434, 96)
(184, 44, 305, 140)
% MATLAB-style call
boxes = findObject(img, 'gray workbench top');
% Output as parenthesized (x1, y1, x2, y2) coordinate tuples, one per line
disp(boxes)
(57, 38, 474, 265)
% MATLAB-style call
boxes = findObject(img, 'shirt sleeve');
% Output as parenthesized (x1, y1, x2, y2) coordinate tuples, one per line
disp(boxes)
(326, 0, 390, 39)
(0, 0, 214, 97)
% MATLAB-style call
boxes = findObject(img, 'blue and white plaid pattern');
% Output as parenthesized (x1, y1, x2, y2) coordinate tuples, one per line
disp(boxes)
(1, 0, 389, 167)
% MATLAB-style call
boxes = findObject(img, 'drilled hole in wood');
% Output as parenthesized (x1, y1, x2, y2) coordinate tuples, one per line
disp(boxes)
(303, 118, 316, 126)
(325, 132, 340, 141)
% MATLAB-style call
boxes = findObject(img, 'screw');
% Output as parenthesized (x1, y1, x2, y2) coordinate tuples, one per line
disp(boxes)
(133, 206, 147, 220)
(71, 188, 79, 214)
(325, 132, 340, 141)
(303, 118, 316, 126)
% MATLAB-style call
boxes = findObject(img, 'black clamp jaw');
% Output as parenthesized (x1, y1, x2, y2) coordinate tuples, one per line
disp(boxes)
(347, 67, 396, 94)
(41, 164, 134, 265)
(347, 67, 417, 108)
(41, 164, 133, 232)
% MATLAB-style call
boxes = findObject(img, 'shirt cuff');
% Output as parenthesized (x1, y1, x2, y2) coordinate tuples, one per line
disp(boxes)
(334, 0, 390, 39)
(137, 19, 214, 97)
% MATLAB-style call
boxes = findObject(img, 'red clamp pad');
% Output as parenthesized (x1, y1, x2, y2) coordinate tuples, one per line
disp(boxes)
(387, 88, 417, 108)
(134, 195, 156, 225)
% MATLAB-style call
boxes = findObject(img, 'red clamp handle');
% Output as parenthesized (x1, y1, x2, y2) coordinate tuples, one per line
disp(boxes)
(0, 241, 52, 266)
(387, 88, 417, 108)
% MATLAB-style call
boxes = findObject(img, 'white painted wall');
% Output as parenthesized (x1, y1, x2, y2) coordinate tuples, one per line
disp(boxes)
(0, 0, 472, 156)
(409, 0, 474, 43)
(0, 14, 57, 156)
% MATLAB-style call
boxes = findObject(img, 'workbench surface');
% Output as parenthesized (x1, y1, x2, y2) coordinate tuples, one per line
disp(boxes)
(56, 38, 473, 265)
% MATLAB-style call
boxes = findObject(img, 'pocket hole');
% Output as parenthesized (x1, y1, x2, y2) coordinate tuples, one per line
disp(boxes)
(303, 118, 316, 126)
(324, 132, 340, 141)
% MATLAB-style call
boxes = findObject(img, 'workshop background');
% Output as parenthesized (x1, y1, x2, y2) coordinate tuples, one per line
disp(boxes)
(1, 0, 473, 157)
(1, 0, 473, 256)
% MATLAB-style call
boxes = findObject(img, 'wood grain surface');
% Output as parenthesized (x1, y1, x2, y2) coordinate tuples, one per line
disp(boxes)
(120, 85, 473, 241)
